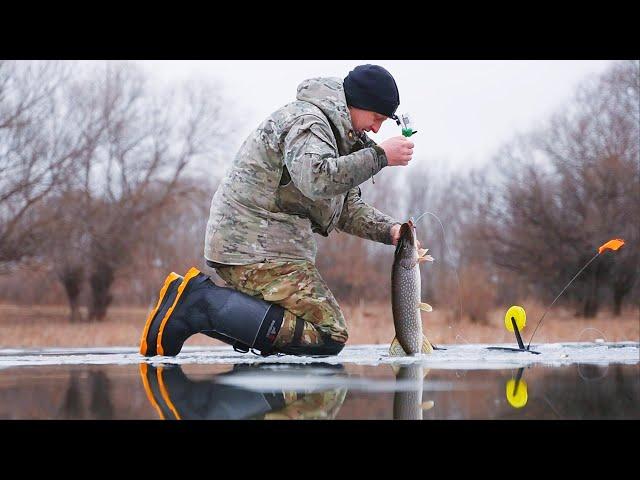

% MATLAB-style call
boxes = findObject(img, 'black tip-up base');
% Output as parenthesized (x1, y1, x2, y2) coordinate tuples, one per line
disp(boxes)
(486, 346, 541, 355)
(486, 316, 541, 354)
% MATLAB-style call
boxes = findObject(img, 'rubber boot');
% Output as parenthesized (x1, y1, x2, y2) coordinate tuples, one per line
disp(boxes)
(141, 267, 285, 357)
(140, 272, 184, 357)
(140, 272, 241, 356)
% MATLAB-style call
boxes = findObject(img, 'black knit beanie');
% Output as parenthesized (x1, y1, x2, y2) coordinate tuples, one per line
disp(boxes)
(343, 64, 400, 119)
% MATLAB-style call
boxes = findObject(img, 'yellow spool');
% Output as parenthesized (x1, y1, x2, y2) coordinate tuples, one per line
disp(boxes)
(504, 306, 526, 332)
(506, 379, 528, 408)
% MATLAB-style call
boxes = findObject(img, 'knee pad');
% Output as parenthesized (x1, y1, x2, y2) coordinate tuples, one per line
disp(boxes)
(275, 320, 346, 357)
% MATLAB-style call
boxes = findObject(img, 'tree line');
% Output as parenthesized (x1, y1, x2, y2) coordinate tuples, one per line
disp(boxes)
(1, 60, 638, 323)
(318, 60, 639, 321)
(0, 60, 228, 321)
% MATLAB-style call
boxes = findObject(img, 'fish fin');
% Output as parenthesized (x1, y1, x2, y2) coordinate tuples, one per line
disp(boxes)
(418, 302, 433, 312)
(418, 248, 429, 257)
(422, 335, 434, 354)
(422, 401, 435, 410)
(423, 368, 431, 379)
(391, 365, 400, 376)
(389, 337, 407, 356)
(418, 255, 434, 264)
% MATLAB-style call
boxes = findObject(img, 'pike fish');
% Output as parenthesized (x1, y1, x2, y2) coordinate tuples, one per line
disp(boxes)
(390, 219, 435, 356)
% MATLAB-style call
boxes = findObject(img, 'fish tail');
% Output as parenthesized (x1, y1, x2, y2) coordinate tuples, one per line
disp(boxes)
(389, 337, 407, 356)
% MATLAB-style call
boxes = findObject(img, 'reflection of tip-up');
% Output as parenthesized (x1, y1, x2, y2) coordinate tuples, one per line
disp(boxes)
(505, 367, 528, 409)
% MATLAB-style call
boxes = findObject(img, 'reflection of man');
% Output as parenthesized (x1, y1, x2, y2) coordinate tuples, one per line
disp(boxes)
(263, 389, 346, 420)
(139, 364, 346, 420)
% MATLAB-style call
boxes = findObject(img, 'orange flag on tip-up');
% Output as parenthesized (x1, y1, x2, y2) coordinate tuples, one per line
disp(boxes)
(598, 239, 625, 254)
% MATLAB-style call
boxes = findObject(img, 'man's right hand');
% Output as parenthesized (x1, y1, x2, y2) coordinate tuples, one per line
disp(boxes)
(379, 136, 414, 166)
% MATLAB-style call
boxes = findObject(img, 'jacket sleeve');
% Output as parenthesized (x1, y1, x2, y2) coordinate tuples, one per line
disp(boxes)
(282, 115, 387, 200)
(336, 187, 401, 245)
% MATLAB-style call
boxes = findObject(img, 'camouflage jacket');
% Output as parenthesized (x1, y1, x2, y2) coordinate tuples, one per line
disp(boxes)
(204, 77, 400, 265)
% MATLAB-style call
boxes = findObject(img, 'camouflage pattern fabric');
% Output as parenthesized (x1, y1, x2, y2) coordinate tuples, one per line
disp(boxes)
(204, 76, 400, 266)
(263, 389, 348, 420)
(215, 260, 348, 347)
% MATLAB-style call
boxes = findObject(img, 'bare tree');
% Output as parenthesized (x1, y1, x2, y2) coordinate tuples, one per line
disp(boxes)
(70, 62, 228, 320)
(535, 60, 639, 316)
(469, 61, 639, 318)
(45, 190, 90, 322)
(1, 61, 229, 321)
(116, 178, 214, 307)
(0, 61, 91, 267)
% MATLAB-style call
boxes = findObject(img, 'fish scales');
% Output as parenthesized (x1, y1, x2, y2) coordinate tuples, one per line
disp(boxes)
(391, 221, 423, 354)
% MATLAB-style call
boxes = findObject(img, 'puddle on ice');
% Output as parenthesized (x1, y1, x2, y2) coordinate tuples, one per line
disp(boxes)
(1, 341, 638, 369)
(0, 342, 637, 419)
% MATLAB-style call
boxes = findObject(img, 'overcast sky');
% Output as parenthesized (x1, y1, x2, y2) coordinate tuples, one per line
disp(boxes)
(134, 60, 614, 170)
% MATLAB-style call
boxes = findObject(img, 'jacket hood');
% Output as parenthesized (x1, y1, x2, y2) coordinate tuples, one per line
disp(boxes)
(296, 77, 359, 155)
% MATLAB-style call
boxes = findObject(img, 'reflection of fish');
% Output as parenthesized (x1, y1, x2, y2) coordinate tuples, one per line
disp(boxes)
(138, 363, 346, 420)
(393, 365, 434, 420)
(390, 219, 434, 355)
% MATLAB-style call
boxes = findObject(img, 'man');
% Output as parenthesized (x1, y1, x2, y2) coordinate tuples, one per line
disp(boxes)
(140, 64, 414, 358)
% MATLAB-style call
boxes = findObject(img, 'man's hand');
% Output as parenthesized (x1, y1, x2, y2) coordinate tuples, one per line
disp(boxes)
(390, 223, 422, 248)
(390, 223, 401, 245)
(379, 136, 414, 166)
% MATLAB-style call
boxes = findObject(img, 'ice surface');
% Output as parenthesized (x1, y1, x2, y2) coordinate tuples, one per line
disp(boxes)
(0, 342, 637, 369)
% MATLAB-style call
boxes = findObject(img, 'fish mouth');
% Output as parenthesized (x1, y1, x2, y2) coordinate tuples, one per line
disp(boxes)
(395, 221, 417, 255)
(401, 221, 416, 245)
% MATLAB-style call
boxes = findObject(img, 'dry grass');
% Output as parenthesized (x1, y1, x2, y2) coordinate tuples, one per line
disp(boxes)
(344, 299, 639, 345)
(0, 304, 221, 349)
(0, 301, 638, 349)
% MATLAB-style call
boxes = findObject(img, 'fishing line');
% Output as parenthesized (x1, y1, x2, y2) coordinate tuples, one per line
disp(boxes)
(413, 211, 465, 342)
(526, 252, 599, 350)
(578, 363, 609, 382)
(454, 333, 472, 345)
(540, 392, 564, 419)
(577, 327, 610, 381)
(526, 238, 624, 350)
(577, 326, 608, 344)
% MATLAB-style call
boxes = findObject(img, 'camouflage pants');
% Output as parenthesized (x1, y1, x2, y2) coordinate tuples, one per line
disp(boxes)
(263, 389, 348, 420)
(215, 260, 348, 349)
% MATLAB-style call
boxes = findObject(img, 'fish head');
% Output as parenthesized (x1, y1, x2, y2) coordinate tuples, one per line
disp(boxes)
(394, 220, 419, 258)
